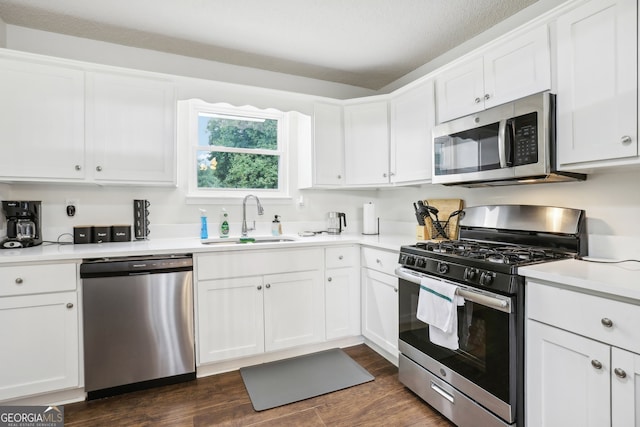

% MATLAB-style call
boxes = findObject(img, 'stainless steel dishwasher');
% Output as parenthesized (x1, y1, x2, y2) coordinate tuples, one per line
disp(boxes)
(80, 254, 195, 400)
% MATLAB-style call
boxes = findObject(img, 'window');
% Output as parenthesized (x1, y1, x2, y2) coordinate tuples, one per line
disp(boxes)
(186, 100, 288, 199)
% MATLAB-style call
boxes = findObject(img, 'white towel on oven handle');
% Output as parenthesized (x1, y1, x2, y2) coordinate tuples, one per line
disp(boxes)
(417, 276, 465, 350)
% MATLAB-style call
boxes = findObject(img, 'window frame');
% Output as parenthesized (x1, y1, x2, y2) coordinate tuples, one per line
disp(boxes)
(186, 100, 289, 201)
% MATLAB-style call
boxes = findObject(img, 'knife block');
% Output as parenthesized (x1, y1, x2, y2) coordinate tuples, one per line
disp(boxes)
(416, 225, 430, 240)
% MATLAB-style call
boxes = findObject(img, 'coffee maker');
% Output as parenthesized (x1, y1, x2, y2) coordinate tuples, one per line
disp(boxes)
(1, 201, 43, 249)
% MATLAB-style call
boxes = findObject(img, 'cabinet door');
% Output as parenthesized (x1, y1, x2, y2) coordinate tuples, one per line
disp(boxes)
(527, 320, 610, 427)
(197, 277, 264, 364)
(0, 292, 79, 400)
(390, 81, 435, 184)
(313, 102, 345, 186)
(263, 270, 324, 352)
(557, 0, 637, 166)
(0, 57, 85, 180)
(344, 101, 390, 185)
(483, 25, 551, 109)
(361, 268, 398, 357)
(325, 266, 360, 340)
(612, 348, 640, 427)
(87, 72, 176, 184)
(435, 57, 484, 123)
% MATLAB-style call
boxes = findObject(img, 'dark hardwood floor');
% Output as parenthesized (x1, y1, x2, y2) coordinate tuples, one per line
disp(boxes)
(64, 344, 454, 426)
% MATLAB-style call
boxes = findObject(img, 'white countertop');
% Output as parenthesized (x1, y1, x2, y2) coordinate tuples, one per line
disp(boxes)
(0, 232, 409, 264)
(520, 258, 640, 302)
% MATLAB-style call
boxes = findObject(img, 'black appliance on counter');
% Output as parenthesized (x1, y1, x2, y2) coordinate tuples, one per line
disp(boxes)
(1, 201, 43, 249)
(396, 204, 586, 427)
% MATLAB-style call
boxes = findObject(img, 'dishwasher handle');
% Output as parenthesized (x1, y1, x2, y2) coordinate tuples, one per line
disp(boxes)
(80, 254, 192, 278)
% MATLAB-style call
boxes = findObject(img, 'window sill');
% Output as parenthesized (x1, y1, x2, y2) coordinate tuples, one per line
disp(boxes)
(186, 193, 293, 205)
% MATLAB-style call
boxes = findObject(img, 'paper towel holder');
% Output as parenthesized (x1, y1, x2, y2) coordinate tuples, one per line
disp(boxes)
(362, 217, 379, 236)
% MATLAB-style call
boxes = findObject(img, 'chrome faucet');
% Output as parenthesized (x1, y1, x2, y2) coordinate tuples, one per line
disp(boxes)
(241, 194, 264, 237)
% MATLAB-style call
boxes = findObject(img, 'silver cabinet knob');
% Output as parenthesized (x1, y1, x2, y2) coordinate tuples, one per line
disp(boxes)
(338, 255, 344, 260)
(75, 164, 82, 171)
(614, 368, 627, 379)
(621, 135, 632, 145)
(257, 285, 262, 290)
(327, 277, 332, 282)
(601, 318, 613, 328)
(591, 359, 603, 370)
(484, 94, 491, 100)
(383, 173, 388, 178)
(376, 259, 381, 264)
(66, 303, 74, 309)
(96, 165, 103, 172)
(337, 174, 342, 179)
(266, 283, 271, 289)
(474, 97, 481, 104)
(15, 277, 23, 284)
(394, 288, 398, 293)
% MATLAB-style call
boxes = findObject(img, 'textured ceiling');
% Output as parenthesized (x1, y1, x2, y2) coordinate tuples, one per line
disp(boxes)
(0, 0, 539, 90)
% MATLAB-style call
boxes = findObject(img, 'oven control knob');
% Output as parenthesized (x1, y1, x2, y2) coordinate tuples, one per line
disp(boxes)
(480, 272, 494, 286)
(416, 257, 426, 268)
(464, 268, 478, 281)
(406, 256, 416, 266)
(437, 262, 449, 274)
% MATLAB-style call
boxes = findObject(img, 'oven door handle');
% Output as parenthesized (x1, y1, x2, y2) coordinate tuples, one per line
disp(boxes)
(395, 267, 512, 313)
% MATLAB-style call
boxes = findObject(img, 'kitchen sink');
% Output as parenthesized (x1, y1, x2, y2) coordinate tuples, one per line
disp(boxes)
(201, 236, 298, 245)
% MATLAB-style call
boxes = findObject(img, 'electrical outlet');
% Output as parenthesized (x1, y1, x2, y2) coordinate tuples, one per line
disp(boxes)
(65, 199, 78, 217)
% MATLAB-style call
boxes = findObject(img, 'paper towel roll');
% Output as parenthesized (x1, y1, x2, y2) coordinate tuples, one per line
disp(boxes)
(363, 202, 378, 235)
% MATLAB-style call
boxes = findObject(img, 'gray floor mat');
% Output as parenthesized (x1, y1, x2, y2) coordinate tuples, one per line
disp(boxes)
(240, 348, 374, 411)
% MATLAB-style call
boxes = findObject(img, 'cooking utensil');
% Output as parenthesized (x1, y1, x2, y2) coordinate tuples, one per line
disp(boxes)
(413, 202, 425, 225)
(423, 203, 448, 239)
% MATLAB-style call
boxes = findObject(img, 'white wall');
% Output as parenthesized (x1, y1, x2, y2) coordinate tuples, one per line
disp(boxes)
(0, 15, 6, 48)
(5, 25, 375, 100)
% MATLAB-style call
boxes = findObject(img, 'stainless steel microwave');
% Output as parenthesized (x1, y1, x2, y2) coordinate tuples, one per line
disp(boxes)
(432, 92, 585, 187)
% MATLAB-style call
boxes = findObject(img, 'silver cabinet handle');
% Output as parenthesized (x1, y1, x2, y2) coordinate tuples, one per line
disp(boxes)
(75, 164, 82, 171)
(474, 97, 481, 104)
(266, 283, 271, 289)
(484, 93, 490, 100)
(591, 360, 603, 370)
(614, 368, 627, 379)
(66, 303, 74, 309)
(257, 285, 262, 290)
(621, 135, 632, 145)
(601, 318, 613, 328)
(96, 165, 103, 172)
(327, 277, 332, 282)
(15, 277, 23, 284)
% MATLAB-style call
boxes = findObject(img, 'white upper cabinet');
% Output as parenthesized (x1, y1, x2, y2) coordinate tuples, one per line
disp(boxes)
(0, 56, 85, 181)
(344, 100, 390, 186)
(436, 25, 551, 123)
(86, 71, 177, 185)
(389, 80, 435, 184)
(556, 0, 638, 167)
(311, 102, 345, 186)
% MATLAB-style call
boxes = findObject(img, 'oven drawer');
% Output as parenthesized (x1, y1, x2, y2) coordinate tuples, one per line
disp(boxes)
(527, 280, 640, 354)
(361, 247, 398, 276)
(399, 354, 510, 427)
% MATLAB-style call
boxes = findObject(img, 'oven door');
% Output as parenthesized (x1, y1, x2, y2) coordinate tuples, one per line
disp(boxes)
(396, 267, 518, 424)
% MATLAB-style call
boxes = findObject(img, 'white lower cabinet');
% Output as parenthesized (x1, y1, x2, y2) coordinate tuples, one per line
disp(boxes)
(0, 292, 79, 401)
(0, 262, 79, 402)
(196, 249, 324, 365)
(361, 247, 399, 359)
(526, 280, 640, 426)
(325, 246, 360, 340)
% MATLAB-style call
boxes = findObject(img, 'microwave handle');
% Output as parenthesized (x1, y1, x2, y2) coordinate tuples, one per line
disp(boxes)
(498, 119, 509, 168)
(505, 118, 515, 167)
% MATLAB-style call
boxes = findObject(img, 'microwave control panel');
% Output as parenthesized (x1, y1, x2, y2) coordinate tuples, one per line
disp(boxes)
(512, 112, 538, 166)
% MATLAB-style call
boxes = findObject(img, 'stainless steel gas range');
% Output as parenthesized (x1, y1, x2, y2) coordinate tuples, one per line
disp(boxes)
(396, 205, 587, 427)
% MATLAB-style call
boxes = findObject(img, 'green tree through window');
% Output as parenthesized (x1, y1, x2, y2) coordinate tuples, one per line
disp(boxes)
(197, 115, 280, 189)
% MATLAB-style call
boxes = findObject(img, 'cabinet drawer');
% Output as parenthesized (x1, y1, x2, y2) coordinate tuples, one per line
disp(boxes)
(0, 263, 77, 296)
(361, 247, 399, 276)
(325, 246, 358, 269)
(197, 248, 323, 280)
(527, 281, 640, 354)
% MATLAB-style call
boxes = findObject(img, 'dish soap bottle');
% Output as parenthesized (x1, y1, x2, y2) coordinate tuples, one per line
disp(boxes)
(199, 209, 208, 239)
(271, 215, 282, 236)
(219, 208, 230, 238)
